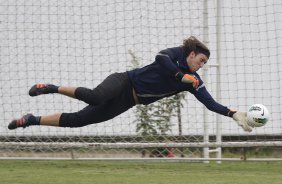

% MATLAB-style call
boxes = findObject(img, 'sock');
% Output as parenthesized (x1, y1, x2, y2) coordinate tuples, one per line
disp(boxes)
(28, 115, 41, 125)
(47, 84, 59, 93)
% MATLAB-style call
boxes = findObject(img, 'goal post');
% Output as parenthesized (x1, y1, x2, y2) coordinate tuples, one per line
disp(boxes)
(0, 0, 282, 160)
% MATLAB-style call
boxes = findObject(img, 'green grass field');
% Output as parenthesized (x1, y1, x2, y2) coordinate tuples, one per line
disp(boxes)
(0, 160, 282, 184)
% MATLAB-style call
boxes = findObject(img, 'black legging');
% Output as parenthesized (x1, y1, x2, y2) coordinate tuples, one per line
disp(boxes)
(59, 72, 136, 127)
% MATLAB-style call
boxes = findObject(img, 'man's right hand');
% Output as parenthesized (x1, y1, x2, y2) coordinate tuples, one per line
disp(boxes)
(181, 74, 199, 88)
(175, 72, 199, 89)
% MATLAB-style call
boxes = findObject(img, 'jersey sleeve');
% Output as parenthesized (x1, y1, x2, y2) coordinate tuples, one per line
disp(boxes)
(193, 85, 231, 116)
(155, 48, 181, 76)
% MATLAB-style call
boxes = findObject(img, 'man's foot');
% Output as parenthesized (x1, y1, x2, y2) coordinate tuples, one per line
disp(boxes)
(29, 84, 58, 96)
(8, 114, 35, 130)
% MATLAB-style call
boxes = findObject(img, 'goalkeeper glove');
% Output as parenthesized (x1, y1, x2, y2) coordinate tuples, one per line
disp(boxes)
(176, 72, 199, 89)
(232, 111, 253, 132)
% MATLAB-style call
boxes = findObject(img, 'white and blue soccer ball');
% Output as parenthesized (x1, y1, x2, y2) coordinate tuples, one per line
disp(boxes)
(247, 104, 270, 127)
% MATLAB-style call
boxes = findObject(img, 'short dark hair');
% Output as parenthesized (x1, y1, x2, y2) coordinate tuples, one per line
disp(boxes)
(182, 36, 210, 58)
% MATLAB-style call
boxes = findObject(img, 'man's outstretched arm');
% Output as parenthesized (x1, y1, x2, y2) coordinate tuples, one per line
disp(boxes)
(194, 86, 252, 132)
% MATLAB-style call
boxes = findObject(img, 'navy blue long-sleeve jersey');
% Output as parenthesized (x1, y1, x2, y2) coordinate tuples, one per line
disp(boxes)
(127, 46, 231, 117)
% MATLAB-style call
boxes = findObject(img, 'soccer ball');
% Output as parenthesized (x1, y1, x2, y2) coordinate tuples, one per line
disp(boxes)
(247, 104, 269, 127)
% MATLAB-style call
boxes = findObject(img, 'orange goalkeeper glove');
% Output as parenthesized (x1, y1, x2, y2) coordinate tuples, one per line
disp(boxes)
(175, 72, 199, 89)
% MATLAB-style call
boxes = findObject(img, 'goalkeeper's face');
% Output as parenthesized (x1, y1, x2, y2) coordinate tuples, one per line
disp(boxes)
(187, 51, 208, 72)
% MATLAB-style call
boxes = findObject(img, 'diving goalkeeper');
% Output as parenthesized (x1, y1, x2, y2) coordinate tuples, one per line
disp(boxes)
(8, 36, 253, 132)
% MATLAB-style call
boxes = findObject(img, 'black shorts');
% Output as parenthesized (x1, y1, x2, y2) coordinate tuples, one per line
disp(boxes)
(59, 72, 136, 127)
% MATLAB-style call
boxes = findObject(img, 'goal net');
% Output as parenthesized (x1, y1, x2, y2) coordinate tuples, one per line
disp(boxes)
(0, 0, 281, 159)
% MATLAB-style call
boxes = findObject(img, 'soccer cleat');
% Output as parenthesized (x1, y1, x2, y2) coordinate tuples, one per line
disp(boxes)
(29, 84, 58, 96)
(8, 114, 34, 130)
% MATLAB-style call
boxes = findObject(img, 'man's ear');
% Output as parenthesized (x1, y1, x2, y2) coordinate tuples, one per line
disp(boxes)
(188, 51, 196, 58)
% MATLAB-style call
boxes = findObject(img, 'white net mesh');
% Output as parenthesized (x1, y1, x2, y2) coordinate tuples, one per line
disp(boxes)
(0, 0, 281, 158)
